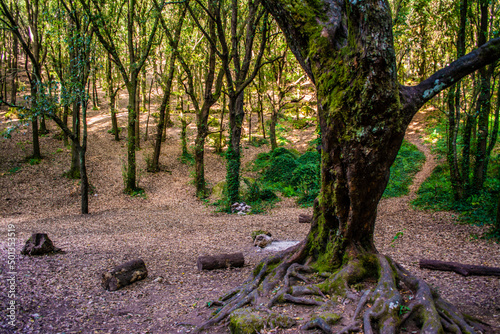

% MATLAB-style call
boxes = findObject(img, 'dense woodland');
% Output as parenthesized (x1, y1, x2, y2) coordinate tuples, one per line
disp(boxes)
(1, 0, 500, 332)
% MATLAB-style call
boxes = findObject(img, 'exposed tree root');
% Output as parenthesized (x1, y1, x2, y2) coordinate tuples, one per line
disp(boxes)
(196, 248, 490, 334)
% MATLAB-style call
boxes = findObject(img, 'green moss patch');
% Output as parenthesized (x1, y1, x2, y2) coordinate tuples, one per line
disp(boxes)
(229, 308, 296, 334)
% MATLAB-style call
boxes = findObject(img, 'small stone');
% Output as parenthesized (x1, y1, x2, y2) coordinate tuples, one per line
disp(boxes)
(254, 234, 272, 248)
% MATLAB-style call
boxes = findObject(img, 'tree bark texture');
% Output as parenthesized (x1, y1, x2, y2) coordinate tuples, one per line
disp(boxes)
(102, 259, 148, 291)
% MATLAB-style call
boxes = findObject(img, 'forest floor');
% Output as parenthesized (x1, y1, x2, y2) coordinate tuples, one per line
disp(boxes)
(0, 105, 499, 334)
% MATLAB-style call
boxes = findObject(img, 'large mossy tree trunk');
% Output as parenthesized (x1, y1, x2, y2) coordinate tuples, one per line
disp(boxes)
(272, 0, 405, 266)
(197, 0, 500, 332)
(264, 0, 500, 280)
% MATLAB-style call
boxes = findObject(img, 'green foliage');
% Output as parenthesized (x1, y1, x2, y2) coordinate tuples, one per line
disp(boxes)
(249, 140, 426, 208)
(242, 178, 278, 213)
(398, 305, 411, 316)
(4, 107, 18, 120)
(28, 158, 41, 165)
(297, 150, 320, 165)
(270, 147, 299, 159)
(207, 132, 226, 151)
(263, 154, 298, 184)
(179, 151, 195, 165)
(249, 147, 319, 207)
(248, 137, 268, 148)
(290, 118, 310, 129)
(383, 141, 426, 198)
(127, 188, 147, 199)
(7, 166, 22, 175)
(412, 163, 500, 240)
(107, 127, 122, 135)
(275, 124, 292, 146)
(390, 230, 405, 248)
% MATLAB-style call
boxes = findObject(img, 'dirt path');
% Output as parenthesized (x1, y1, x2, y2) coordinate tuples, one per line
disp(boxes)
(404, 110, 439, 198)
(0, 109, 498, 333)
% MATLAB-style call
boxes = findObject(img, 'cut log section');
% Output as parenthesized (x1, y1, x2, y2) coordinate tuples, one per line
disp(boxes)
(419, 259, 500, 277)
(197, 253, 245, 271)
(21, 233, 63, 255)
(298, 214, 313, 224)
(102, 258, 148, 291)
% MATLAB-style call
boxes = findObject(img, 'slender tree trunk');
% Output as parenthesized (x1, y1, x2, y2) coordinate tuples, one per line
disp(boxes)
(226, 92, 244, 204)
(473, 65, 493, 191)
(486, 78, 500, 173)
(125, 78, 138, 192)
(248, 94, 252, 143)
(111, 96, 119, 141)
(31, 117, 41, 159)
(92, 78, 98, 109)
(461, 113, 473, 190)
(472, 0, 492, 191)
(69, 100, 81, 178)
(106, 54, 120, 141)
(10, 12, 17, 105)
(194, 106, 209, 197)
(80, 94, 89, 214)
(62, 105, 69, 146)
(152, 54, 176, 171)
(145, 76, 153, 141)
(269, 105, 278, 150)
(258, 71, 266, 139)
(447, 85, 464, 200)
(135, 79, 141, 149)
(217, 93, 226, 153)
(39, 114, 48, 134)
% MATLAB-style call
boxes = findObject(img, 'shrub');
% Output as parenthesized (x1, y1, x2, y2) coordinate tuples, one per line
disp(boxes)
(290, 163, 319, 189)
(297, 150, 320, 165)
(383, 140, 426, 198)
(263, 154, 298, 184)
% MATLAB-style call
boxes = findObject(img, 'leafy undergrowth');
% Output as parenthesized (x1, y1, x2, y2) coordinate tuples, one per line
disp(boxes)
(412, 162, 500, 240)
(382, 140, 426, 198)
(413, 110, 500, 241)
(245, 139, 426, 209)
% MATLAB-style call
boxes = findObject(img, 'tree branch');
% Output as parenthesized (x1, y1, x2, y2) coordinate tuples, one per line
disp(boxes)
(401, 37, 500, 115)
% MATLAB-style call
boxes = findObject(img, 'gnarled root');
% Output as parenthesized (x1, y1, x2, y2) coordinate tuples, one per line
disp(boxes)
(196, 248, 490, 334)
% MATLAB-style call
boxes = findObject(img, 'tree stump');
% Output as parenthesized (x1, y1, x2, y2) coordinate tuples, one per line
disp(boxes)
(102, 259, 148, 291)
(197, 253, 245, 270)
(298, 214, 313, 224)
(21, 233, 63, 255)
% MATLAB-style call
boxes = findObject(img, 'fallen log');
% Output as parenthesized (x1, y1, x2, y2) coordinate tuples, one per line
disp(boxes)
(197, 253, 244, 271)
(419, 259, 500, 277)
(102, 258, 148, 291)
(21, 233, 63, 255)
(298, 214, 313, 224)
